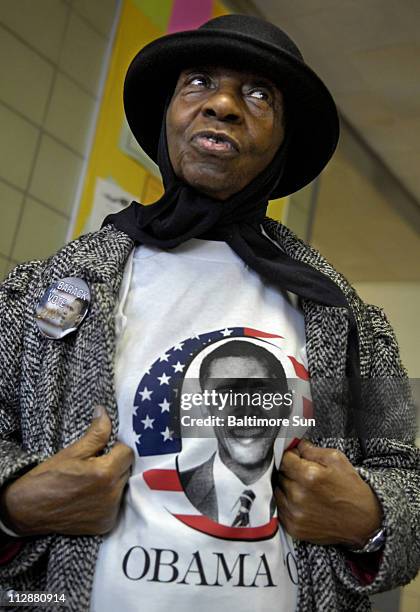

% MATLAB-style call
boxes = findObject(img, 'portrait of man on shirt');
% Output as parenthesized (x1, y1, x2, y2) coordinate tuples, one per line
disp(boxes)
(179, 339, 291, 526)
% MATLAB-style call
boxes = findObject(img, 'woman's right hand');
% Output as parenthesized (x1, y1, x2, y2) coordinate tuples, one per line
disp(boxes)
(0, 406, 134, 537)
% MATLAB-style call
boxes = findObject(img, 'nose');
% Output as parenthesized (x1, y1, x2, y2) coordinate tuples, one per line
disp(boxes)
(202, 87, 242, 124)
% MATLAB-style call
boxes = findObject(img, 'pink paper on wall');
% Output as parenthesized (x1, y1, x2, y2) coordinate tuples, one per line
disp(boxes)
(168, 0, 213, 33)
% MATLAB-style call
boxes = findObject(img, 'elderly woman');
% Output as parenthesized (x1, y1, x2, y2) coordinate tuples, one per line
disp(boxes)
(0, 14, 418, 612)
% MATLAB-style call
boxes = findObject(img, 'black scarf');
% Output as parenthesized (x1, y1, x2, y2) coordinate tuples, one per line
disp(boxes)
(103, 118, 366, 456)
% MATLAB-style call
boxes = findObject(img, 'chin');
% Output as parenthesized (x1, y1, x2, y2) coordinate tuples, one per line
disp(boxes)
(227, 439, 270, 466)
(182, 167, 237, 200)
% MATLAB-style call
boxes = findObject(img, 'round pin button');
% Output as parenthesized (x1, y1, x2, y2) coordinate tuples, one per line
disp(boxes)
(35, 277, 90, 339)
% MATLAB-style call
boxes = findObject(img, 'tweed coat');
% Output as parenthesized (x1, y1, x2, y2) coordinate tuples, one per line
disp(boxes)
(0, 219, 418, 612)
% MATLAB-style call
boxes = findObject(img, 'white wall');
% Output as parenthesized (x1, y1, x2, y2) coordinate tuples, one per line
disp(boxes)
(0, 0, 118, 279)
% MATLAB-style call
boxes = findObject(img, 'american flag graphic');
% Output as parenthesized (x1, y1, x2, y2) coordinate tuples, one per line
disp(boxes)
(132, 326, 296, 457)
(132, 327, 312, 540)
(133, 327, 312, 458)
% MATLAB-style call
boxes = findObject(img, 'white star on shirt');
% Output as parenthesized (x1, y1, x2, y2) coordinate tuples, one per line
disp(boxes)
(159, 353, 170, 362)
(221, 328, 233, 337)
(157, 372, 171, 385)
(161, 427, 173, 442)
(173, 342, 184, 351)
(141, 414, 154, 430)
(159, 398, 171, 413)
(139, 386, 153, 401)
(190, 332, 201, 339)
(172, 361, 185, 373)
(136, 433, 142, 443)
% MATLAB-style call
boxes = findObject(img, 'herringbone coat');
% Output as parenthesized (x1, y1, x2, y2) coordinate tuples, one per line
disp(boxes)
(0, 220, 418, 611)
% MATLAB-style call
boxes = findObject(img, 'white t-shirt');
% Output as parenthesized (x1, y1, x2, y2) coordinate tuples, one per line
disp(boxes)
(90, 238, 311, 612)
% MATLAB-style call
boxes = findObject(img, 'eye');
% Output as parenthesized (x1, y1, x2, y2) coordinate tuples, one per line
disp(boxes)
(186, 74, 210, 88)
(248, 88, 271, 102)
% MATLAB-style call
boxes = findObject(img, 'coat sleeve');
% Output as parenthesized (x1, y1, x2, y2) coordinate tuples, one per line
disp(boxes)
(0, 262, 52, 580)
(331, 303, 420, 595)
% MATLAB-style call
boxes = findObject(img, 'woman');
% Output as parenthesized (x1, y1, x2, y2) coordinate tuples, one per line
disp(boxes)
(0, 14, 418, 612)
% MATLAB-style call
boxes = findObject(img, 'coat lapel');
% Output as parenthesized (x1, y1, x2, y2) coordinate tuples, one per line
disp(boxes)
(261, 219, 352, 438)
(61, 227, 134, 448)
(301, 300, 349, 379)
(301, 301, 350, 439)
(22, 227, 133, 454)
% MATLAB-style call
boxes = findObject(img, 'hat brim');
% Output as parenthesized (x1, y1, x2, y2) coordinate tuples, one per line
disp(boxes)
(124, 29, 340, 198)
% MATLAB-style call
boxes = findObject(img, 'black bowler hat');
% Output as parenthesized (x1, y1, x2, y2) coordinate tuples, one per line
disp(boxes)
(124, 14, 340, 198)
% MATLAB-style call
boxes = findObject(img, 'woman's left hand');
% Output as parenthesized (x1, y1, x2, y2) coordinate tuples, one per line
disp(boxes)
(275, 439, 382, 547)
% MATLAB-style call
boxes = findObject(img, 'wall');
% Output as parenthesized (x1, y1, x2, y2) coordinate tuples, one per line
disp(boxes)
(0, 0, 119, 279)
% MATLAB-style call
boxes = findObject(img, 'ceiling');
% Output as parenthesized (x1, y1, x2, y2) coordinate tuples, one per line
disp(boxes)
(226, 0, 420, 281)
(243, 0, 420, 202)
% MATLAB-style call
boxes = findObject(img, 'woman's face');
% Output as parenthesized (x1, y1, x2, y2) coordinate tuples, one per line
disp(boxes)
(166, 65, 285, 200)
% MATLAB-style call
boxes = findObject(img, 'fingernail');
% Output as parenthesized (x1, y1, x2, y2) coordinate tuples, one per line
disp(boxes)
(93, 405, 104, 420)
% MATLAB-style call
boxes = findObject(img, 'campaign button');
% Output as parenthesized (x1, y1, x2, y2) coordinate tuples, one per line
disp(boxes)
(35, 277, 90, 339)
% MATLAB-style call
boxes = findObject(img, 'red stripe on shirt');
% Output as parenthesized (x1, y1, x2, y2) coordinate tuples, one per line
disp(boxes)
(173, 514, 279, 540)
(288, 356, 309, 380)
(143, 469, 184, 491)
(244, 328, 283, 339)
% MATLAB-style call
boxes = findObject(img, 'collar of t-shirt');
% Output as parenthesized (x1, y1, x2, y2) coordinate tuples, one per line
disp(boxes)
(114, 231, 299, 337)
(213, 451, 275, 527)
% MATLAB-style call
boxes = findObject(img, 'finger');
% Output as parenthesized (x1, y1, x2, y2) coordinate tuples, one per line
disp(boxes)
(285, 438, 301, 453)
(119, 468, 132, 488)
(112, 468, 131, 495)
(277, 473, 294, 495)
(102, 442, 134, 476)
(281, 448, 327, 485)
(279, 449, 309, 479)
(297, 438, 314, 451)
(298, 439, 345, 467)
(64, 406, 112, 459)
(274, 486, 290, 518)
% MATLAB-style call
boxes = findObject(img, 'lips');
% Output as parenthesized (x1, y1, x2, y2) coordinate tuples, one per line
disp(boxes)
(228, 427, 267, 439)
(191, 130, 239, 156)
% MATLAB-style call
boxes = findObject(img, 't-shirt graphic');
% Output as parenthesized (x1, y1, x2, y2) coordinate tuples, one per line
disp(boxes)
(133, 327, 311, 543)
